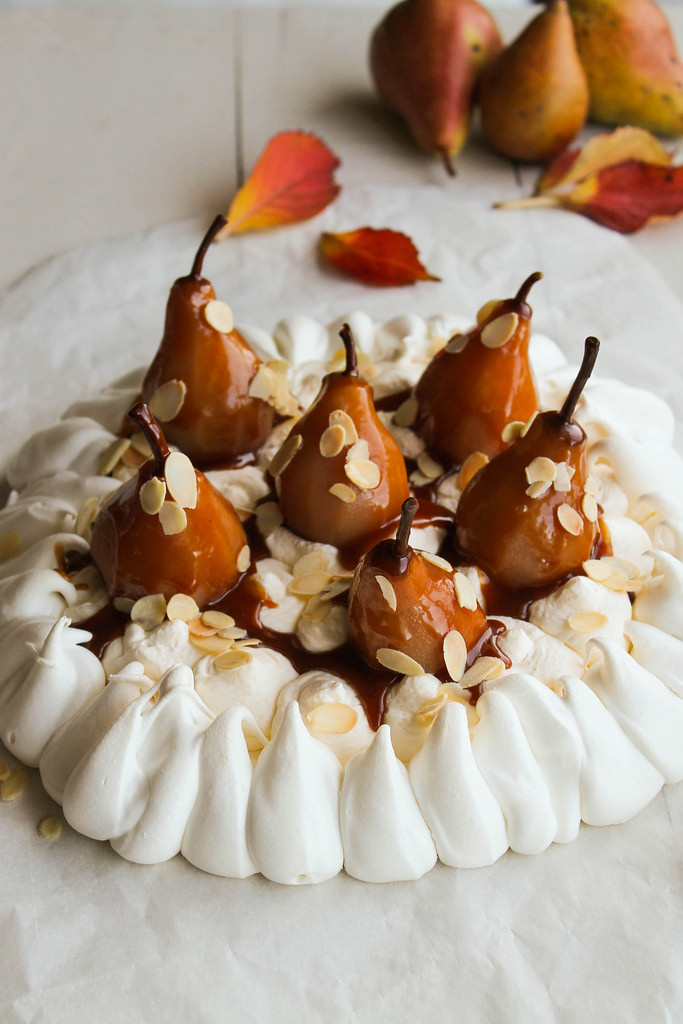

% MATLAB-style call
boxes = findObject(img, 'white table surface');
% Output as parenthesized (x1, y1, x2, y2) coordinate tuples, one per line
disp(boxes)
(1, 6, 683, 1024)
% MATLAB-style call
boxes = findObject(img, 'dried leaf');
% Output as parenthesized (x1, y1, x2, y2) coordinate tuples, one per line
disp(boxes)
(536, 126, 672, 195)
(218, 131, 340, 239)
(319, 227, 440, 286)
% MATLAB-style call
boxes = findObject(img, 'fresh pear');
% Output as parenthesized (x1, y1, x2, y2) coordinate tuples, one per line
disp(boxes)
(273, 325, 410, 548)
(479, 0, 589, 162)
(568, 0, 683, 135)
(369, 0, 502, 174)
(90, 402, 248, 606)
(348, 497, 488, 675)
(142, 215, 275, 466)
(456, 338, 600, 589)
(414, 271, 541, 466)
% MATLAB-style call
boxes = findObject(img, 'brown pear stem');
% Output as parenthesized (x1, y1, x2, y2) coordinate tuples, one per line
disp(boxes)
(392, 497, 419, 559)
(515, 270, 543, 304)
(559, 337, 600, 425)
(494, 196, 562, 213)
(128, 401, 170, 476)
(439, 147, 456, 178)
(340, 323, 358, 376)
(191, 215, 228, 278)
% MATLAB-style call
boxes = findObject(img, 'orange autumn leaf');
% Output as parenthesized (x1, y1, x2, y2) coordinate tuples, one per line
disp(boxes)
(535, 126, 672, 195)
(320, 228, 440, 286)
(217, 131, 341, 239)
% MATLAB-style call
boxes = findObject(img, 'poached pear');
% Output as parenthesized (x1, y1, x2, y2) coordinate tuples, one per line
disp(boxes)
(90, 402, 248, 606)
(142, 215, 275, 466)
(414, 271, 541, 466)
(456, 337, 601, 589)
(274, 324, 409, 548)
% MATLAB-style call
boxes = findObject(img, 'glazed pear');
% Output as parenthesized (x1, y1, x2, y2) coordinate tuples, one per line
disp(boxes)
(274, 325, 409, 548)
(369, 0, 502, 174)
(414, 271, 541, 466)
(348, 497, 488, 675)
(456, 338, 600, 590)
(142, 215, 275, 466)
(569, 0, 683, 135)
(90, 402, 248, 606)
(479, 0, 589, 162)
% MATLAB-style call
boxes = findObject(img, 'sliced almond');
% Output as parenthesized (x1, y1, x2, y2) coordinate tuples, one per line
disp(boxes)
(288, 571, 332, 597)
(269, 433, 302, 477)
(1, 768, 28, 802)
(213, 649, 253, 670)
(393, 396, 419, 428)
(557, 503, 584, 536)
(443, 629, 467, 682)
(421, 551, 453, 573)
(302, 595, 330, 623)
(201, 610, 235, 630)
(0, 531, 23, 563)
(345, 458, 380, 490)
(149, 379, 187, 423)
(525, 456, 557, 485)
(164, 451, 197, 510)
(122, 446, 148, 469)
(139, 476, 167, 515)
(204, 299, 234, 334)
(130, 431, 153, 457)
(526, 480, 551, 499)
(460, 656, 506, 689)
(233, 637, 260, 649)
(98, 437, 131, 476)
(159, 501, 187, 536)
(480, 311, 518, 349)
(166, 592, 200, 622)
(0, 761, 11, 782)
(75, 496, 100, 539)
(568, 611, 609, 633)
(346, 439, 370, 463)
(113, 596, 135, 615)
(376, 574, 397, 611)
(131, 593, 167, 630)
(248, 364, 278, 403)
(583, 559, 613, 583)
(187, 618, 218, 638)
(306, 702, 358, 734)
(293, 551, 329, 576)
(235, 545, 250, 573)
(191, 634, 234, 654)
(217, 625, 249, 640)
(319, 424, 346, 458)
(329, 482, 356, 504)
(457, 451, 489, 490)
(37, 815, 63, 841)
(582, 492, 599, 522)
(453, 571, 478, 611)
(476, 299, 501, 324)
(445, 333, 468, 355)
(255, 501, 283, 537)
(553, 461, 575, 493)
(409, 470, 431, 488)
(417, 451, 443, 480)
(501, 421, 525, 444)
(376, 648, 425, 676)
(584, 475, 599, 498)
(520, 411, 538, 437)
(320, 579, 351, 602)
(329, 408, 359, 446)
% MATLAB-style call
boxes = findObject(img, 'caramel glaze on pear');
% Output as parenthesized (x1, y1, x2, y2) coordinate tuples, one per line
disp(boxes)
(456, 338, 600, 590)
(414, 271, 541, 467)
(90, 402, 247, 606)
(275, 325, 409, 549)
(348, 498, 488, 675)
(142, 216, 274, 466)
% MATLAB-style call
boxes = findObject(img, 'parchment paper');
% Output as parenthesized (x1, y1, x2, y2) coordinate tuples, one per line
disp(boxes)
(1, 183, 682, 1024)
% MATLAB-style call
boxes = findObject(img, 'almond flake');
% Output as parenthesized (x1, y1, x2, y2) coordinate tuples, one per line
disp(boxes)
(346, 438, 370, 463)
(0, 762, 10, 782)
(443, 630, 467, 682)
(376, 574, 397, 611)
(269, 433, 302, 477)
(37, 815, 63, 841)
(191, 634, 233, 654)
(460, 656, 505, 689)
(166, 592, 200, 622)
(188, 618, 218, 638)
(149, 379, 187, 422)
(584, 475, 599, 498)
(164, 452, 197, 510)
(554, 461, 575, 493)
(393, 396, 418, 428)
(476, 299, 501, 324)
(0, 531, 23, 563)
(122, 446, 148, 469)
(329, 409, 358, 445)
(293, 551, 329, 575)
(139, 476, 167, 515)
(75, 497, 100, 539)
(557, 503, 584, 536)
(526, 480, 551, 499)
(417, 451, 444, 480)
(329, 482, 356, 503)
(345, 458, 380, 490)
(202, 610, 235, 630)
(159, 501, 187, 536)
(376, 648, 425, 676)
(213, 649, 253, 670)
(421, 551, 453, 573)
(305, 702, 358, 734)
(445, 334, 468, 355)
(234, 638, 260, 649)
(131, 593, 167, 630)
(204, 299, 234, 334)
(288, 571, 332, 597)
(130, 431, 153, 457)
(583, 559, 613, 583)
(453, 571, 478, 611)
(501, 421, 525, 444)
(255, 501, 283, 537)
(525, 456, 557, 485)
(248, 365, 278, 403)
(236, 545, 251, 573)
(320, 579, 352, 601)
(319, 424, 346, 458)
(218, 625, 249, 640)
(1, 768, 27, 802)
(457, 451, 489, 490)
(409, 470, 431, 488)
(98, 438, 131, 476)
(416, 692, 448, 726)
(582, 493, 599, 522)
(302, 595, 330, 623)
(520, 411, 538, 437)
(480, 311, 518, 349)
(568, 611, 609, 633)
(113, 596, 135, 614)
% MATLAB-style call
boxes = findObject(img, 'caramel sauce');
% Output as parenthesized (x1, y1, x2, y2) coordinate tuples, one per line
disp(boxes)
(79, 605, 130, 660)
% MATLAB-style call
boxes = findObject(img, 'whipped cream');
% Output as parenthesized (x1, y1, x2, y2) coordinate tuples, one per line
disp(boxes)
(1, 311, 682, 885)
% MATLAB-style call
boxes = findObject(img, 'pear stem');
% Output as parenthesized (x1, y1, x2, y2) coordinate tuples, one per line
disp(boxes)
(128, 401, 170, 476)
(392, 497, 419, 559)
(340, 323, 358, 376)
(515, 270, 543, 304)
(191, 215, 228, 278)
(439, 147, 456, 178)
(559, 337, 600, 425)
(494, 196, 561, 212)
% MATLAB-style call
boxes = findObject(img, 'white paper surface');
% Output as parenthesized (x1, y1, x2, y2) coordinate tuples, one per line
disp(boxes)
(1, 183, 682, 1023)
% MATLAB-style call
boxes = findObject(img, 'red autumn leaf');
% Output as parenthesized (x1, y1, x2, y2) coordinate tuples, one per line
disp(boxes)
(535, 126, 672, 196)
(218, 131, 341, 239)
(319, 228, 440, 286)
(560, 160, 683, 233)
